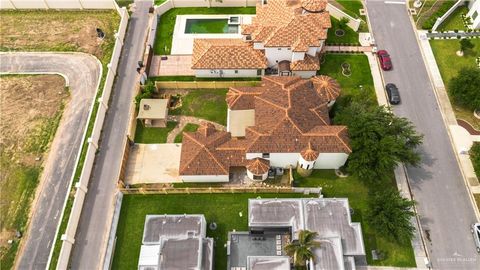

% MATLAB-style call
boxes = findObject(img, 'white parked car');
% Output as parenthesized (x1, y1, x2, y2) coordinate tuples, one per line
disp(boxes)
(472, 223, 480, 253)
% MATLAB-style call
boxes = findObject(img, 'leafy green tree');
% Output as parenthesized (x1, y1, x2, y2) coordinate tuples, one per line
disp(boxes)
(284, 230, 321, 269)
(367, 188, 416, 243)
(449, 67, 480, 111)
(459, 39, 474, 54)
(338, 17, 350, 30)
(470, 142, 480, 178)
(135, 81, 156, 108)
(334, 100, 423, 182)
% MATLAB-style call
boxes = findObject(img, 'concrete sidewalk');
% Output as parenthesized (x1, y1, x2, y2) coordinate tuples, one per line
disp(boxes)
(416, 30, 480, 215)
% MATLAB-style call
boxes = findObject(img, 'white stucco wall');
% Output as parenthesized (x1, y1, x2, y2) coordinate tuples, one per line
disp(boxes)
(253, 42, 265, 49)
(467, 0, 480, 29)
(313, 153, 349, 169)
(195, 69, 261, 77)
(180, 175, 229, 182)
(298, 156, 315, 170)
(292, 51, 306, 61)
(307, 46, 321, 56)
(265, 47, 293, 66)
(246, 170, 268, 181)
(227, 109, 255, 137)
(246, 152, 348, 169)
(292, 70, 316, 78)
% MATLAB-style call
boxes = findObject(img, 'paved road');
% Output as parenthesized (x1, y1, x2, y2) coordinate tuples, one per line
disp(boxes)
(69, 1, 152, 269)
(365, 1, 479, 269)
(0, 53, 101, 269)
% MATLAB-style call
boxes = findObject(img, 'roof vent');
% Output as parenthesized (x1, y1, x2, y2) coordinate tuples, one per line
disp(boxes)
(144, 104, 150, 110)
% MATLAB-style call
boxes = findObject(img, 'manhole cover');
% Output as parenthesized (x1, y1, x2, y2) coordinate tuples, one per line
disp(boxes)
(335, 29, 345, 37)
(209, 222, 218, 230)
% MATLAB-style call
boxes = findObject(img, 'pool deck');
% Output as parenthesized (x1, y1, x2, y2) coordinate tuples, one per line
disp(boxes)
(171, 14, 254, 55)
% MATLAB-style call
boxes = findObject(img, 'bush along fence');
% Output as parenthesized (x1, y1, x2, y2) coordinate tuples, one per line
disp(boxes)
(46, 5, 129, 270)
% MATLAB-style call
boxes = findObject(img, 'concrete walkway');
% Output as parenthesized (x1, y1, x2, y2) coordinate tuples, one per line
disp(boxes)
(166, 115, 226, 143)
(417, 30, 480, 197)
(324, 45, 373, 52)
(0, 52, 101, 270)
(426, 31, 480, 39)
(149, 55, 194, 76)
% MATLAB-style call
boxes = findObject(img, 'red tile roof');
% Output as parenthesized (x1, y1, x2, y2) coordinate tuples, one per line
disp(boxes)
(179, 76, 350, 176)
(246, 158, 270, 175)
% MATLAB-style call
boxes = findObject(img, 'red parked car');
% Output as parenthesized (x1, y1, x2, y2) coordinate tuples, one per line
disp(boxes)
(377, 50, 392, 71)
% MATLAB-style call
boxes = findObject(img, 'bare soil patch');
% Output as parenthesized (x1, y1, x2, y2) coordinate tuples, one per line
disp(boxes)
(0, 75, 68, 260)
(0, 10, 119, 60)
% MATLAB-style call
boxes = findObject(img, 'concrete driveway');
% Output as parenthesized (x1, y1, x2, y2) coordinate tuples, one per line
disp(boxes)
(0, 52, 101, 269)
(365, 1, 479, 268)
(125, 143, 181, 184)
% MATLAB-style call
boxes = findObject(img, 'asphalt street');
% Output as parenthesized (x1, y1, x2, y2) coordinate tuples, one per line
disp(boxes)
(69, 1, 152, 269)
(0, 53, 101, 269)
(365, 1, 479, 269)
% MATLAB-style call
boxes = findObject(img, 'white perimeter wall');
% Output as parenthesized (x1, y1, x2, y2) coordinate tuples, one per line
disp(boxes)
(180, 175, 229, 182)
(0, 0, 116, 9)
(246, 152, 348, 169)
(195, 69, 260, 77)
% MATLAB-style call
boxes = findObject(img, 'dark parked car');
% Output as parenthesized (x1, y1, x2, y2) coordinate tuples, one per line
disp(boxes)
(386, 83, 400, 105)
(378, 50, 392, 71)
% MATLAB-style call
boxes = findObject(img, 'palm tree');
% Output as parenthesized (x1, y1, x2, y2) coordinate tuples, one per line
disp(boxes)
(284, 230, 321, 269)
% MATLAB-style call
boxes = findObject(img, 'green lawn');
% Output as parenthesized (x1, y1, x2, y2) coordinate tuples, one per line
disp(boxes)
(170, 89, 228, 126)
(154, 7, 256, 55)
(294, 170, 416, 267)
(154, 0, 167, 5)
(116, 0, 133, 7)
(318, 53, 376, 106)
(437, 5, 469, 31)
(111, 193, 313, 270)
(326, 17, 360, 45)
(336, 0, 364, 18)
(475, 194, 480, 213)
(134, 121, 177, 143)
(430, 39, 480, 129)
(174, 123, 199, 143)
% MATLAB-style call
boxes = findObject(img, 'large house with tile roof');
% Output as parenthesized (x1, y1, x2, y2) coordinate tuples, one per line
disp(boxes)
(179, 76, 350, 182)
(191, 0, 331, 78)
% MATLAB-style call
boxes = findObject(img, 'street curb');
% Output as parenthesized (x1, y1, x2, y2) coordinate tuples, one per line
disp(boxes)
(406, 5, 480, 222)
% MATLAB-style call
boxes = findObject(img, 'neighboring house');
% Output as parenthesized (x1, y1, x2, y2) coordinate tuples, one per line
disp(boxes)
(191, 0, 332, 78)
(179, 76, 349, 183)
(228, 198, 365, 270)
(468, 0, 480, 29)
(137, 99, 169, 128)
(137, 215, 213, 270)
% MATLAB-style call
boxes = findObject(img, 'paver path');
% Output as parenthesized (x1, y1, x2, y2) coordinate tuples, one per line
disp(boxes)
(166, 115, 226, 143)
(0, 52, 101, 270)
(324, 45, 373, 52)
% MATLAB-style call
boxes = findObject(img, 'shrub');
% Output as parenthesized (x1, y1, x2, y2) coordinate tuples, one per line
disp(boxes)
(135, 81, 156, 108)
(421, 1, 457, 30)
(470, 143, 480, 178)
(448, 67, 480, 111)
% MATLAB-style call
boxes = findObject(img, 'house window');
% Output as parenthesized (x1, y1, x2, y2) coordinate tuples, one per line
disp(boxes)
(278, 48, 282, 50)
(262, 153, 270, 158)
(246, 35, 252, 40)
(257, 69, 262, 76)
(306, 164, 310, 169)
(300, 163, 303, 169)
(234, 70, 239, 74)
(473, 11, 478, 20)
(253, 175, 263, 180)
(287, 48, 291, 50)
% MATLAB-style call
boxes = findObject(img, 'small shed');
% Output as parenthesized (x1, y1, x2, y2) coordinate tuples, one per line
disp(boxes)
(137, 99, 169, 127)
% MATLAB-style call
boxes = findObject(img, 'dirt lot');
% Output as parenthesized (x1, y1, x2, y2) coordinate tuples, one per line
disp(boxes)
(0, 10, 119, 61)
(0, 75, 68, 262)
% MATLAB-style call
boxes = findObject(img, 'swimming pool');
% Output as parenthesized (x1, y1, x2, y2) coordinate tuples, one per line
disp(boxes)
(184, 18, 239, 34)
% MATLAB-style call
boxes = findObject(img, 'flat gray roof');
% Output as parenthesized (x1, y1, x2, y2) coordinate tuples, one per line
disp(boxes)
(249, 199, 304, 238)
(303, 199, 364, 255)
(312, 237, 344, 270)
(247, 256, 290, 270)
(159, 238, 202, 269)
(142, 214, 205, 244)
(137, 99, 168, 120)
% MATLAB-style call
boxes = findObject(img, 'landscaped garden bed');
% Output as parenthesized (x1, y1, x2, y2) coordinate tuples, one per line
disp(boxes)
(437, 5, 470, 31)
(326, 17, 360, 45)
(293, 170, 416, 267)
(111, 193, 313, 270)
